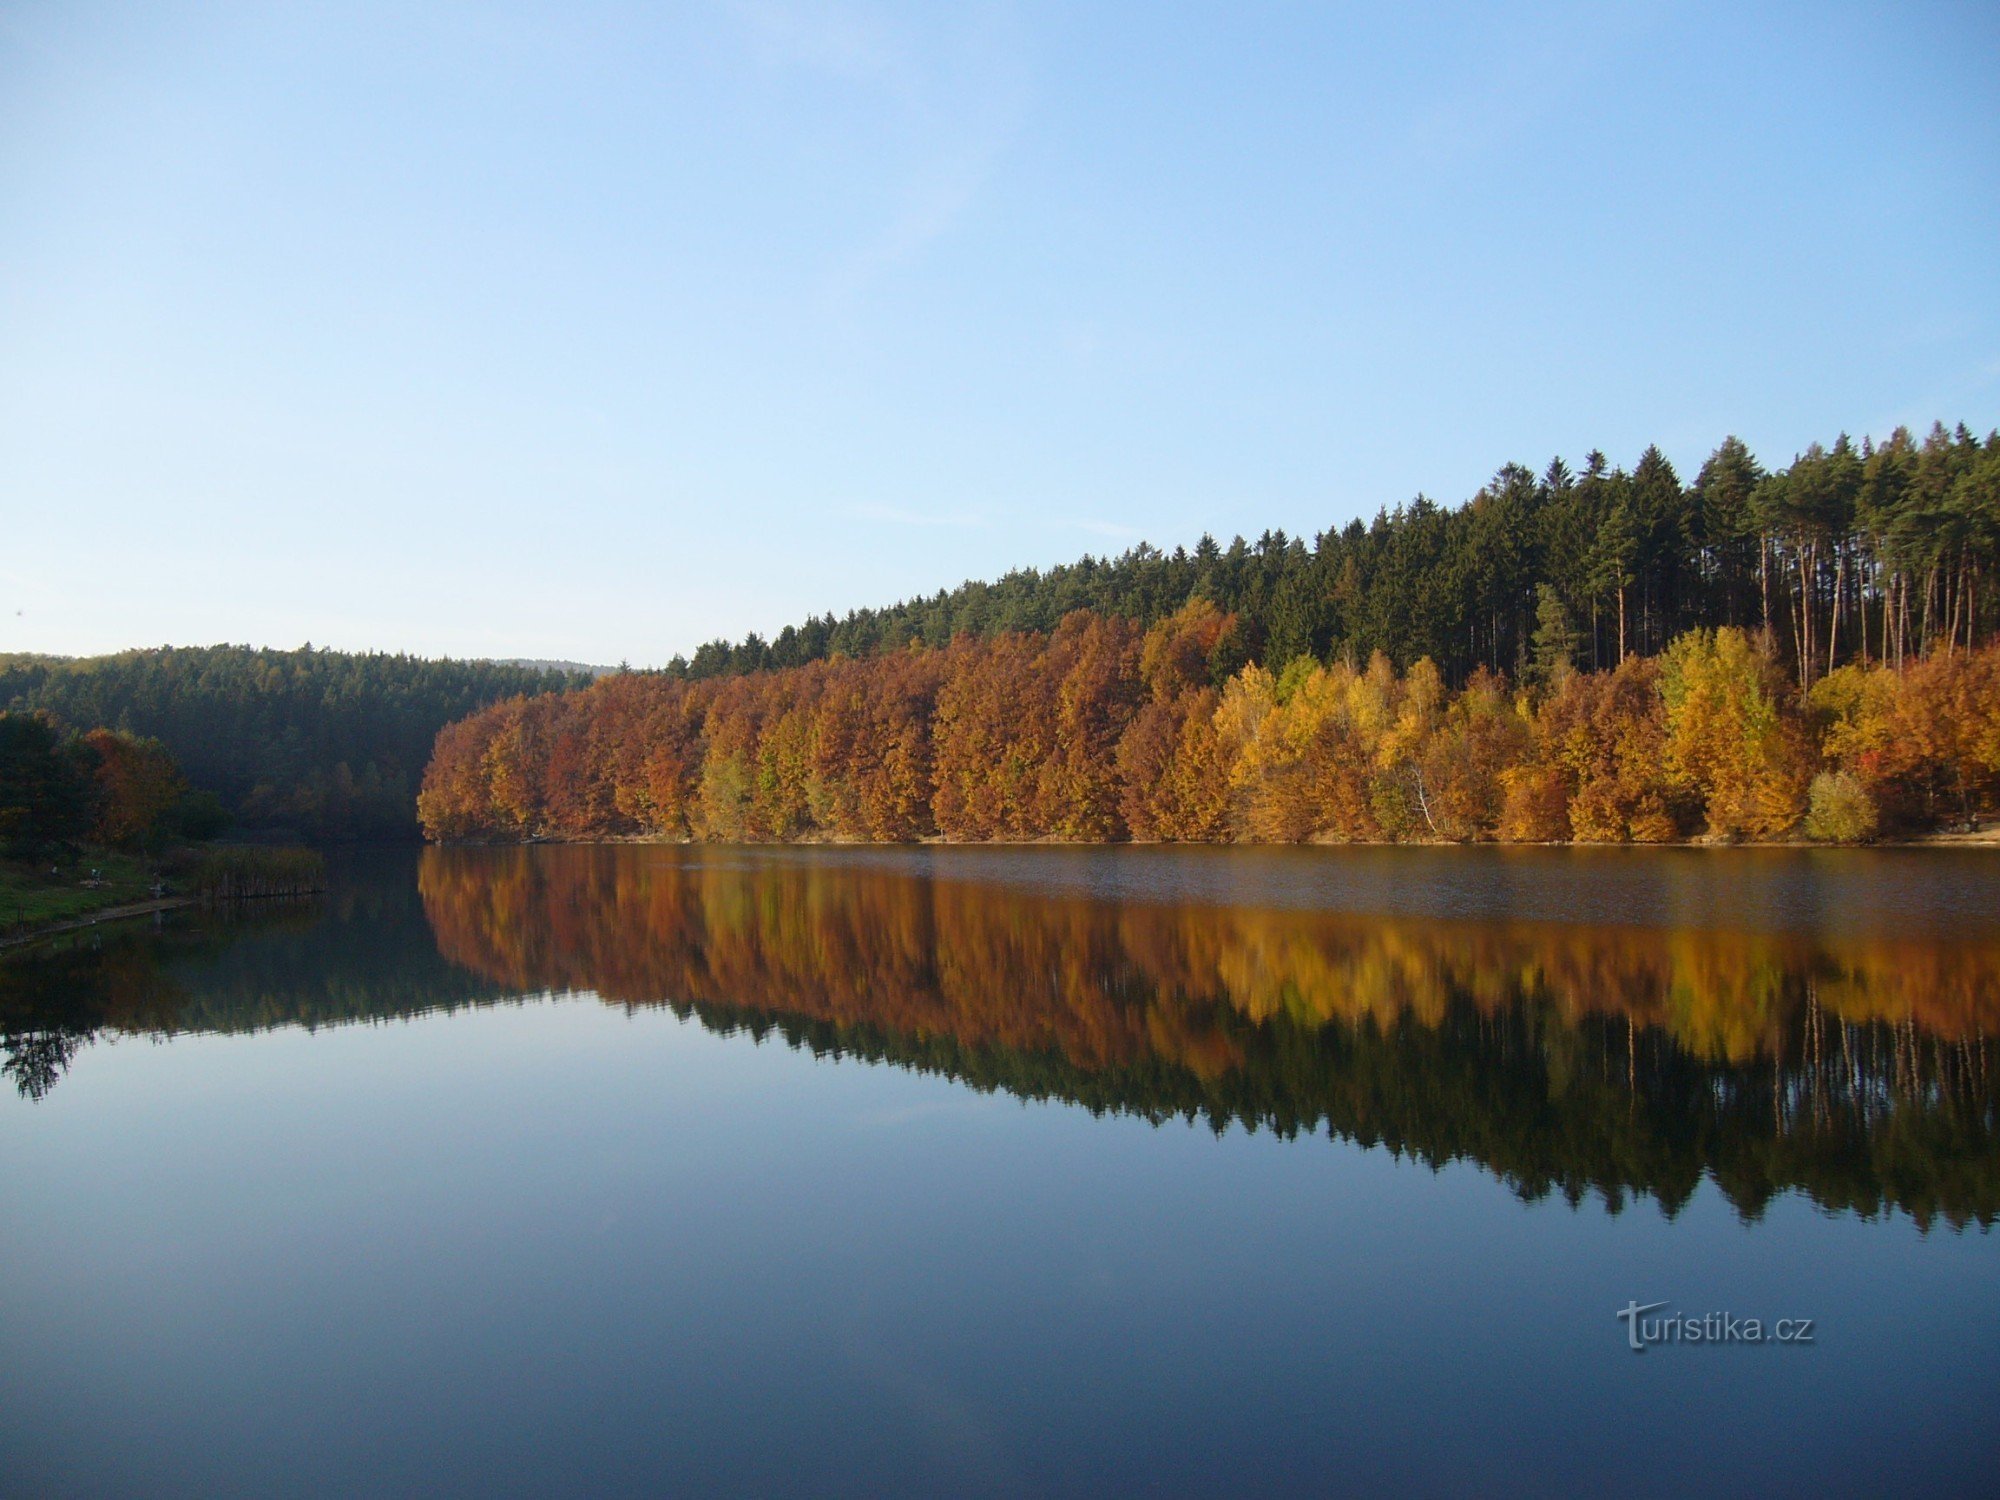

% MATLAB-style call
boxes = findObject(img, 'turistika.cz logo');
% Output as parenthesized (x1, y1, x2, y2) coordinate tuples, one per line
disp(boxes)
(1616, 1301, 1815, 1353)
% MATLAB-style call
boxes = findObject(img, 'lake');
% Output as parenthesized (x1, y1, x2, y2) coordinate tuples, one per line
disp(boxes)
(3, 844, 1996, 1496)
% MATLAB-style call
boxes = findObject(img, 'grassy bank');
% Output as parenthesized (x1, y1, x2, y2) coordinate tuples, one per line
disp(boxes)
(2, 845, 327, 949)
(0, 851, 159, 937)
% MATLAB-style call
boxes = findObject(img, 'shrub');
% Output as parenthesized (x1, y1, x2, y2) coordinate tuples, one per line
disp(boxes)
(1803, 771, 1878, 844)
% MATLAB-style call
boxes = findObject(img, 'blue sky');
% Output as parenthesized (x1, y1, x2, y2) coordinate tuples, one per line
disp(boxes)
(3, 1, 1995, 666)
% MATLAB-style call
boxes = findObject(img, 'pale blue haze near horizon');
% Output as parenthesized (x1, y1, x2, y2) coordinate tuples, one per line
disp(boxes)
(2, 1, 1995, 667)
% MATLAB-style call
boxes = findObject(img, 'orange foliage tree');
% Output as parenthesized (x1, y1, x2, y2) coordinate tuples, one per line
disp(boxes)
(82, 728, 188, 851)
(1118, 602, 1238, 840)
(417, 614, 2000, 845)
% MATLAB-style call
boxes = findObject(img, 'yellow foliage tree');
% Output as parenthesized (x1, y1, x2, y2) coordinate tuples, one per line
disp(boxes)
(1660, 628, 1809, 839)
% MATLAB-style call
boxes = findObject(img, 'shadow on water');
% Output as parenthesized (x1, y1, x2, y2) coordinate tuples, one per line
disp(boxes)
(6, 844, 1997, 1229)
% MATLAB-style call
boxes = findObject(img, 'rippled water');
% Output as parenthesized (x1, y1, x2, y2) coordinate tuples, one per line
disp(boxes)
(3, 845, 1996, 1495)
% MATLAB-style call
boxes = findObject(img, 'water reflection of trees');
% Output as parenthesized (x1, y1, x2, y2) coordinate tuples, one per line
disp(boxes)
(0, 882, 515, 1101)
(6, 850, 1992, 1229)
(419, 847, 1999, 1229)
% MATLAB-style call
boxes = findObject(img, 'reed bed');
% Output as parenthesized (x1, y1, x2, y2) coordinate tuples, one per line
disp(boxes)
(179, 846, 327, 902)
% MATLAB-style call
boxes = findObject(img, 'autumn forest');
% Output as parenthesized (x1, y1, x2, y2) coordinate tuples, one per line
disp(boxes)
(421, 423, 2000, 846)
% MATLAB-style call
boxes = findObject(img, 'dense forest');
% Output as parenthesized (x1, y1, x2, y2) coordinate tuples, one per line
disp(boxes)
(0, 647, 585, 841)
(665, 422, 1999, 687)
(420, 605, 2000, 846)
(0, 711, 222, 856)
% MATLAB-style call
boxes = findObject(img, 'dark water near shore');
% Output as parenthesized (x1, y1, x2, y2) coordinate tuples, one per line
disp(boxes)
(3, 845, 1997, 1496)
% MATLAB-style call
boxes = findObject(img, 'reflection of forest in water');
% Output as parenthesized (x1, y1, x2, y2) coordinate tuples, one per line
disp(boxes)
(6, 847, 1996, 1229)
(0, 875, 517, 1104)
(417, 847, 1999, 1229)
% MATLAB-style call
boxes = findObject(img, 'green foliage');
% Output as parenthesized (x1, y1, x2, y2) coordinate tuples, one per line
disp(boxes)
(0, 713, 92, 856)
(13, 425, 1997, 849)
(1804, 771, 1879, 843)
(1528, 583, 1575, 687)
(169, 790, 231, 842)
(661, 422, 1998, 697)
(0, 646, 586, 842)
(3, 713, 236, 857)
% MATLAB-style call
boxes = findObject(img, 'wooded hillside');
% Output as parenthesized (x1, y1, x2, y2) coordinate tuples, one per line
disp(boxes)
(666, 422, 1999, 689)
(2, 647, 585, 840)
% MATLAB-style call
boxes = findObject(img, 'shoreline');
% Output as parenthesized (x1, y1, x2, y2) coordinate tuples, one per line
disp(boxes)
(422, 826, 2000, 851)
(0, 896, 195, 955)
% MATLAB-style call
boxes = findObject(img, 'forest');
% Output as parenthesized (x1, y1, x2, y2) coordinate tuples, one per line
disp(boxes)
(421, 420, 2000, 847)
(420, 606, 2000, 846)
(0, 711, 221, 856)
(664, 421, 1999, 687)
(0, 647, 585, 841)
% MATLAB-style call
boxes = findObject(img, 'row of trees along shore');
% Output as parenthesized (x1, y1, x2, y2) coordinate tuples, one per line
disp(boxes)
(422, 423, 2000, 846)
(421, 605, 2000, 845)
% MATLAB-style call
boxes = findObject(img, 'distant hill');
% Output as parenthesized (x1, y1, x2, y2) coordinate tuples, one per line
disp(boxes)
(491, 657, 617, 678)
(1, 645, 586, 841)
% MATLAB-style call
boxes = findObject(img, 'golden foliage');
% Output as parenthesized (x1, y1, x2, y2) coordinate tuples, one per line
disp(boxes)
(416, 621, 2000, 845)
(1659, 628, 1811, 839)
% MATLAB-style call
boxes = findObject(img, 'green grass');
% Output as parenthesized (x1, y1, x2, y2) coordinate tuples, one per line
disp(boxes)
(0, 850, 160, 936)
(1, 844, 330, 944)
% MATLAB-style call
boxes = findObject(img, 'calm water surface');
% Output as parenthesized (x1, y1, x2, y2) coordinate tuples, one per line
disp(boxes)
(3, 845, 1997, 1496)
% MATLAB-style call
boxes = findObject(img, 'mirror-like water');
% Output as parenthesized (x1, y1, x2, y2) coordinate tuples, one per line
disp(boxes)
(3, 846, 1996, 1496)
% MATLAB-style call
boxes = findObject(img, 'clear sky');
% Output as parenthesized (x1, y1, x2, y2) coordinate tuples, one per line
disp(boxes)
(3, 1, 1995, 667)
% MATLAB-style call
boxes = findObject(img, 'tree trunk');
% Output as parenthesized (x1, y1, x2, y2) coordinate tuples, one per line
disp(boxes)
(1852, 548, 1864, 665)
(1795, 543, 1814, 686)
(1759, 534, 1771, 635)
(1898, 571, 1910, 669)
